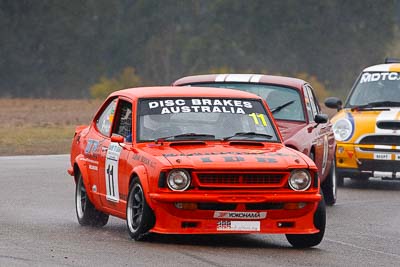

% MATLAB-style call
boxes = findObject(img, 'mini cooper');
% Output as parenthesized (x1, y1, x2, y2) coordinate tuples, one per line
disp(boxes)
(173, 74, 336, 205)
(325, 59, 400, 185)
(68, 86, 325, 248)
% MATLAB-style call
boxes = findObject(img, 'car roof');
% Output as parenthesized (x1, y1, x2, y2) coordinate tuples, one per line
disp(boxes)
(363, 63, 400, 72)
(173, 74, 306, 89)
(110, 86, 264, 100)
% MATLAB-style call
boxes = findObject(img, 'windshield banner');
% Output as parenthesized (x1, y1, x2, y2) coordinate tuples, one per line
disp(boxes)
(360, 72, 400, 83)
(139, 98, 264, 115)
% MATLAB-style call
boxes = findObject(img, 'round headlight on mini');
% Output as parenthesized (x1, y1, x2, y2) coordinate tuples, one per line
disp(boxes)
(167, 169, 191, 191)
(288, 170, 312, 191)
(333, 118, 353, 141)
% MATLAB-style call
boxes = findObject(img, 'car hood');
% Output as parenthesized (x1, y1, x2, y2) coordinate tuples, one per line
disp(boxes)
(331, 108, 400, 143)
(138, 142, 313, 170)
(274, 120, 307, 142)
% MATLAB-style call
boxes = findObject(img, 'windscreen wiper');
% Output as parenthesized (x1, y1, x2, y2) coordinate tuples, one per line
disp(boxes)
(270, 100, 295, 113)
(156, 133, 215, 143)
(351, 101, 400, 111)
(223, 132, 273, 141)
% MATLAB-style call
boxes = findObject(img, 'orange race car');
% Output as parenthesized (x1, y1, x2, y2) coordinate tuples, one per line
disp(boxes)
(68, 86, 325, 248)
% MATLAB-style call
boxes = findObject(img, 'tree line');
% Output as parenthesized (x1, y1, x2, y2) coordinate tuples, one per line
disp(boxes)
(0, 0, 397, 99)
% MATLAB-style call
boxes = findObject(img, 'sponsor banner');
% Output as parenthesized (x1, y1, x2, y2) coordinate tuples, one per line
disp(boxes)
(360, 72, 400, 83)
(214, 211, 267, 220)
(217, 221, 260, 232)
(139, 98, 265, 115)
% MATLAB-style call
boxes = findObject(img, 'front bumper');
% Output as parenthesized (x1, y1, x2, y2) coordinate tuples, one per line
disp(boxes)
(148, 192, 321, 235)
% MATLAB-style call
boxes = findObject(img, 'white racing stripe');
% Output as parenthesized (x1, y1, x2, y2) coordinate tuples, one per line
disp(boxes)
(250, 74, 262, 83)
(225, 74, 253, 82)
(215, 74, 262, 83)
(363, 64, 391, 72)
(215, 74, 228, 82)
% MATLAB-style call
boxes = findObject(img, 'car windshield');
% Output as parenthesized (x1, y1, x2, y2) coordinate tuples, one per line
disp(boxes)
(192, 83, 305, 121)
(346, 72, 400, 108)
(137, 97, 280, 142)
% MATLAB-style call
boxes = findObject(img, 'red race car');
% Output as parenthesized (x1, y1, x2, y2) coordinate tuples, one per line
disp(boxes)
(68, 86, 325, 248)
(173, 74, 337, 205)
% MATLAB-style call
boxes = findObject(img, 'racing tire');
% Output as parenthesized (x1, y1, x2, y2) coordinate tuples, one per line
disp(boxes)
(321, 160, 337, 205)
(75, 173, 109, 227)
(126, 178, 155, 241)
(285, 195, 326, 248)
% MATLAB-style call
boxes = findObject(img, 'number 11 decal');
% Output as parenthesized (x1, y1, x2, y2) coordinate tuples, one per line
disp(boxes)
(105, 142, 122, 202)
(249, 113, 267, 126)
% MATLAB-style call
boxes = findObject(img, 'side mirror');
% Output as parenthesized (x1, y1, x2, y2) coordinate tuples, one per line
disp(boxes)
(314, 113, 328, 124)
(324, 97, 342, 111)
(111, 134, 125, 143)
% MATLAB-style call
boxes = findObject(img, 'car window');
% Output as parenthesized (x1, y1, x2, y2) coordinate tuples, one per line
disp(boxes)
(194, 83, 305, 121)
(112, 100, 133, 142)
(346, 72, 400, 107)
(137, 97, 280, 142)
(96, 98, 117, 136)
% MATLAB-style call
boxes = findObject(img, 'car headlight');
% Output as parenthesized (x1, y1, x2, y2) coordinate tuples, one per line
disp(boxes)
(167, 169, 191, 191)
(333, 118, 353, 141)
(288, 170, 311, 191)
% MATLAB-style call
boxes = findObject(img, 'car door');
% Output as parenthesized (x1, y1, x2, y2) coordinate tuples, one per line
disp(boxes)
(97, 97, 133, 214)
(303, 85, 331, 178)
(83, 98, 118, 206)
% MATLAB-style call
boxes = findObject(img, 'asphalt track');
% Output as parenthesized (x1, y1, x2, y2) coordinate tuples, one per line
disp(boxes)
(1, 155, 400, 266)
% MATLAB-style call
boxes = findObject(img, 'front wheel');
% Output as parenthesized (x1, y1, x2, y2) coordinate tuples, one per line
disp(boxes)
(285, 196, 326, 248)
(126, 178, 155, 240)
(322, 160, 337, 205)
(75, 173, 109, 227)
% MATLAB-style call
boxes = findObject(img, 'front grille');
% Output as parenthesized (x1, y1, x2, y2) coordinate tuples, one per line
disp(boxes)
(195, 172, 286, 188)
(358, 159, 400, 172)
(358, 135, 400, 146)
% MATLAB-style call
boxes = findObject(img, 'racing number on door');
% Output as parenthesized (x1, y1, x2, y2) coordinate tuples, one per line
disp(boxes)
(105, 143, 122, 202)
(106, 164, 116, 198)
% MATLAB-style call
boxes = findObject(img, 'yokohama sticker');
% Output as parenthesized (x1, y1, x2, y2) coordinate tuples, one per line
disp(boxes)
(214, 211, 267, 220)
(217, 221, 260, 231)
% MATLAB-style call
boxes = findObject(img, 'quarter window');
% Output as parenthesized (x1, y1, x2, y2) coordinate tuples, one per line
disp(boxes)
(303, 85, 319, 122)
(96, 99, 117, 136)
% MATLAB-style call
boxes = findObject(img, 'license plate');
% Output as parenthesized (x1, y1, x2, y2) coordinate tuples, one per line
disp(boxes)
(217, 221, 260, 231)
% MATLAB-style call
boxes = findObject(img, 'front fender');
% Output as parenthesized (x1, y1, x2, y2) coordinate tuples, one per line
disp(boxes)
(130, 165, 153, 205)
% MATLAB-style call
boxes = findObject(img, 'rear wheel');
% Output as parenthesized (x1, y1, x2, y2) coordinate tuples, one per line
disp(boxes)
(285, 196, 326, 248)
(75, 173, 109, 227)
(126, 178, 155, 240)
(322, 160, 337, 205)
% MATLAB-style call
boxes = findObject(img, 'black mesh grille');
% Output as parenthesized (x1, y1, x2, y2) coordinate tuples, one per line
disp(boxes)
(197, 173, 284, 185)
